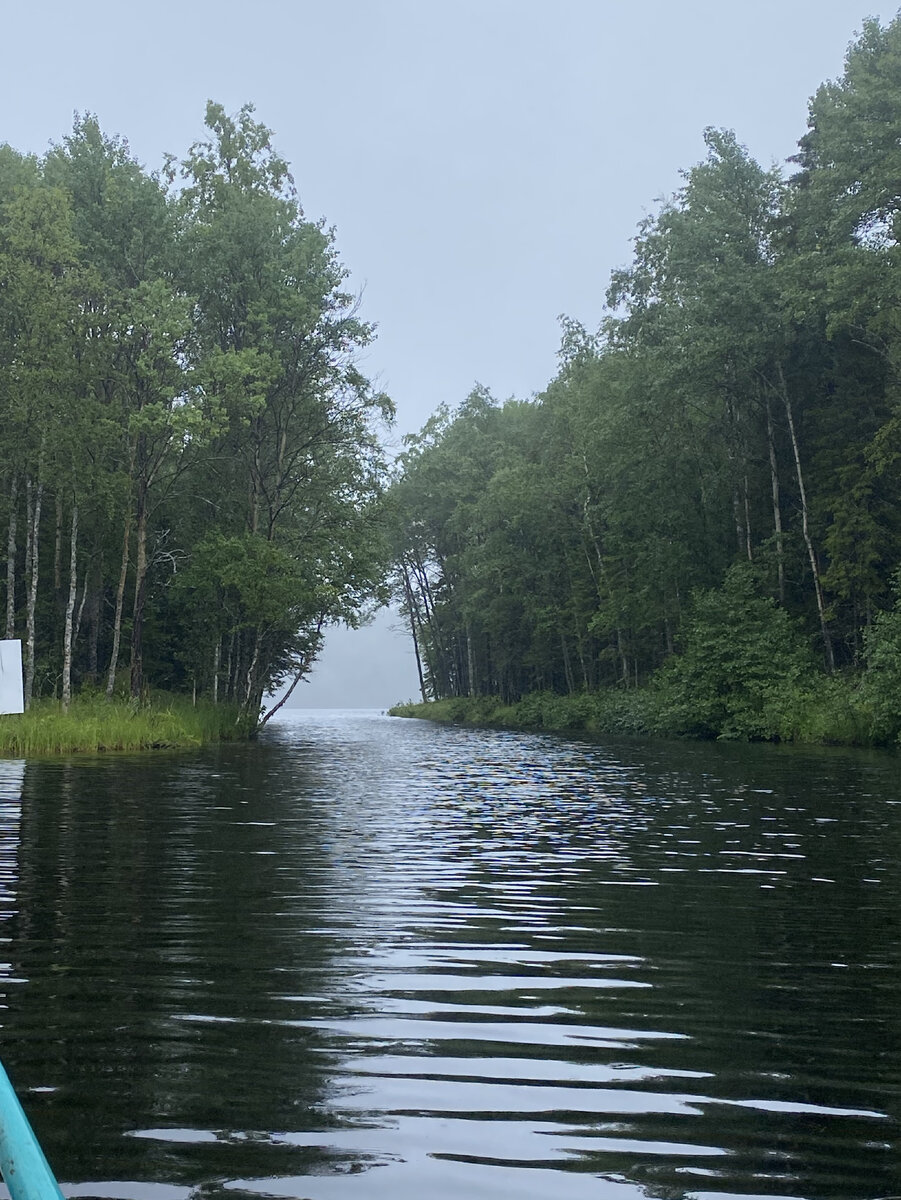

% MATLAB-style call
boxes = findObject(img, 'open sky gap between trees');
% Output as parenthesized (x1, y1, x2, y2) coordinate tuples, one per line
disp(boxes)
(5, 16, 901, 744)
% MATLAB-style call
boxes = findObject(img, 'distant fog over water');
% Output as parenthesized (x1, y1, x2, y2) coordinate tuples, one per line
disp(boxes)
(285, 609, 421, 710)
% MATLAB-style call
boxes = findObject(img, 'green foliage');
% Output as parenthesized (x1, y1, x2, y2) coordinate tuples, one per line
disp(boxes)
(652, 566, 817, 739)
(390, 675, 869, 747)
(0, 694, 246, 756)
(860, 573, 901, 743)
(389, 15, 901, 745)
(0, 102, 392, 721)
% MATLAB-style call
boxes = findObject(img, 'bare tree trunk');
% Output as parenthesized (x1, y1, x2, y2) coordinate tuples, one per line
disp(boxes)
(424, 605, 450, 697)
(257, 664, 301, 728)
(106, 512, 131, 697)
(130, 492, 148, 699)
(403, 567, 427, 702)
(225, 631, 235, 701)
(454, 632, 466, 698)
(24, 479, 33, 633)
(732, 484, 745, 556)
(725, 395, 745, 555)
(258, 620, 324, 728)
(86, 585, 100, 683)
(765, 390, 785, 604)
(240, 630, 262, 720)
(777, 364, 834, 670)
(743, 475, 753, 561)
(74, 575, 88, 646)
(574, 613, 589, 689)
(249, 427, 263, 536)
(579, 460, 630, 685)
(61, 502, 78, 712)
(233, 631, 246, 704)
(411, 553, 452, 699)
(212, 639, 220, 704)
(5, 472, 17, 640)
(53, 493, 63, 593)
(24, 477, 43, 709)
(466, 624, 476, 697)
(560, 631, 575, 694)
(84, 547, 102, 684)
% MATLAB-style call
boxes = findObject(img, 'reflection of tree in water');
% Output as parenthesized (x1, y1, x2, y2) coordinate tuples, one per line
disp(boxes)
(0, 759, 24, 1003)
(5, 746, 370, 1189)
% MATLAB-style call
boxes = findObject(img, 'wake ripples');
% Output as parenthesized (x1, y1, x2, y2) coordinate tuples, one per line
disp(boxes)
(5, 713, 901, 1200)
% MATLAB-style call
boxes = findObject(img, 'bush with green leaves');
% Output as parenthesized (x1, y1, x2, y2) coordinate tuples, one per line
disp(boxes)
(861, 573, 901, 744)
(654, 565, 819, 739)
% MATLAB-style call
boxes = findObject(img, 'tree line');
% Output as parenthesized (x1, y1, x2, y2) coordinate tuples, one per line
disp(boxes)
(392, 16, 901, 742)
(0, 103, 392, 720)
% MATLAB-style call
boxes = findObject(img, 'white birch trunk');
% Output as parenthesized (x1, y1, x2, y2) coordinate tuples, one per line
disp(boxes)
(106, 513, 131, 698)
(5, 472, 17, 640)
(61, 502, 78, 712)
(765, 390, 785, 604)
(777, 365, 834, 670)
(24, 478, 43, 709)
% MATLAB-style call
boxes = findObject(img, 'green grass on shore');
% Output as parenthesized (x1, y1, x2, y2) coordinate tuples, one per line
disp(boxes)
(0, 694, 251, 756)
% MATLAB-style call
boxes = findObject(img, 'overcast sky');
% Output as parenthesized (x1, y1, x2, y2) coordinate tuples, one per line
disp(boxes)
(2, 1, 895, 706)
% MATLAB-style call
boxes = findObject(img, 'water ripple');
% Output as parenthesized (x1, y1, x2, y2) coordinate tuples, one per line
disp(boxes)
(0, 712, 898, 1199)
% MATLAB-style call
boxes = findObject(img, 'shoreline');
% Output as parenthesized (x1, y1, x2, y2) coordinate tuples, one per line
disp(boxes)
(0, 694, 252, 757)
(388, 689, 892, 750)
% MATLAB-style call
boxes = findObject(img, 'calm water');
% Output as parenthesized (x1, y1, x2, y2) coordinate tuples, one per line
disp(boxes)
(0, 710, 899, 1200)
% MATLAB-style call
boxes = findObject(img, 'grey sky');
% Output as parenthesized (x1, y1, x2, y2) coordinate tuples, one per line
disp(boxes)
(2, 1, 894, 706)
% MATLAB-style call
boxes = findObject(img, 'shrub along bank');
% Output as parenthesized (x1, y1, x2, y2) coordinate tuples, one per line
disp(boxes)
(391, 565, 901, 749)
(388, 682, 869, 746)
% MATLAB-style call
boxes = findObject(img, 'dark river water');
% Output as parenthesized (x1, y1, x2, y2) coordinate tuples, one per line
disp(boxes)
(0, 710, 899, 1200)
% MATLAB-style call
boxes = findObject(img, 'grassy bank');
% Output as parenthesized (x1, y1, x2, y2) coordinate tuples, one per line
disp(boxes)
(0, 694, 252, 756)
(389, 679, 883, 747)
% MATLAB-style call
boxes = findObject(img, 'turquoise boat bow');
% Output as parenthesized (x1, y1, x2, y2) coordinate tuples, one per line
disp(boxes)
(0, 1060, 63, 1200)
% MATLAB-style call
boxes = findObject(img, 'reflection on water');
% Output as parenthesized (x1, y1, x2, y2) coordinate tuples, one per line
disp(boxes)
(0, 713, 899, 1199)
(0, 758, 24, 1008)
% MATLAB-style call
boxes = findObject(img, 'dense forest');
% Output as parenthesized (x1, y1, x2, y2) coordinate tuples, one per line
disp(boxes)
(7, 18, 901, 744)
(392, 15, 901, 744)
(0, 103, 392, 722)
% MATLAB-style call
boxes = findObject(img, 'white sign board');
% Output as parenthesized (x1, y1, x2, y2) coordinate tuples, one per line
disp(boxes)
(0, 641, 24, 715)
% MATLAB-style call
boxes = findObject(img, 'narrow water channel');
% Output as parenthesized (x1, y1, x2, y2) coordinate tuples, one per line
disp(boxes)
(0, 710, 899, 1200)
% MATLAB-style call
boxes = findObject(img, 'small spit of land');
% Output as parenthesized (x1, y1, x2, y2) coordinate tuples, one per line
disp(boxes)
(0, 695, 249, 756)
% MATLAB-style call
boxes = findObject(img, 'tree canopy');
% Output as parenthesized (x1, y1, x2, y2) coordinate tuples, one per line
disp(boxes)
(390, 15, 901, 742)
(0, 103, 393, 718)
